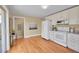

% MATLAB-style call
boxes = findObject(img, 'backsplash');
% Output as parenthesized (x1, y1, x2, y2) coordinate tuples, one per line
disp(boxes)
(51, 24, 79, 34)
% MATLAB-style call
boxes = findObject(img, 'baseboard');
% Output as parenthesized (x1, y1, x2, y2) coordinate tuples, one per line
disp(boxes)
(24, 34, 41, 38)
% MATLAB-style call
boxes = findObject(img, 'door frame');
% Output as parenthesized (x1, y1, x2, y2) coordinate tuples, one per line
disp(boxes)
(13, 16, 25, 39)
(0, 5, 9, 52)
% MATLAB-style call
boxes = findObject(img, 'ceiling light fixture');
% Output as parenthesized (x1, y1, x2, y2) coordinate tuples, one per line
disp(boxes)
(41, 5, 48, 9)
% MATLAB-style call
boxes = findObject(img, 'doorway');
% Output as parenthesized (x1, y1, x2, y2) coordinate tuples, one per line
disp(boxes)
(13, 16, 25, 39)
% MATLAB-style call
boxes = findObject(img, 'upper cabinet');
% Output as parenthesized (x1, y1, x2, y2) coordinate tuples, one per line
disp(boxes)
(61, 10, 69, 21)
(46, 15, 57, 25)
(68, 6, 79, 24)
(46, 6, 79, 25)
(51, 15, 58, 25)
(51, 11, 69, 25)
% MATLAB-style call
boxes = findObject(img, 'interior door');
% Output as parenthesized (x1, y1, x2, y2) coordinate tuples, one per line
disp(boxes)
(15, 17, 24, 39)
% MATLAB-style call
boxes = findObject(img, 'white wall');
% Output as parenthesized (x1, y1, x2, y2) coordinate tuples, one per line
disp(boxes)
(24, 16, 42, 38)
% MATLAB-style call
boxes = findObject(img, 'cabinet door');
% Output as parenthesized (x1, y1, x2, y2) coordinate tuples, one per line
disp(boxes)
(68, 7, 79, 24)
(49, 32, 52, 40)
(68, 33, 79, 52)
(54, 31, 67, 47)
(51, 15, 58, 25)
(49, 31, 54, 41)
(61, 10, 69, 23)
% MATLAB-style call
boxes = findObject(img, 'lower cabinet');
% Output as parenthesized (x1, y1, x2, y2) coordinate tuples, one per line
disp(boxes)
(49, 31, 79, 52)
(68, 33, 79, 52)
(49, 31, 67, 47)
(49, 31, 54, 41)
(54, 31, 67, 47)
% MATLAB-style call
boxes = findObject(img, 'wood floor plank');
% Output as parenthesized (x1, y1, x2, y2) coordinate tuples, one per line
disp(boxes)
(9, 36, 75, 53)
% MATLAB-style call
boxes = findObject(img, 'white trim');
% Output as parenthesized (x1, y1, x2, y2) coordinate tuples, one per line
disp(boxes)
(13, 16, 25, 38)
(24, 17, 26, 38)
(0, 5, 9, 52)
(25, 34, 41, 38)
(13, 16, 25, 30)
(1, 7, 6, 53)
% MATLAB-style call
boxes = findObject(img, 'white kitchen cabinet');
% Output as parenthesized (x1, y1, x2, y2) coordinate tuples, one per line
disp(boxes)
(61, 10, 69, 20)
(49, 31, 54, 41)
(54, 31, 67, 47)
(68, 6, 79, 24)
(51, 14, 58, 25)
(68, 33, 79, 52)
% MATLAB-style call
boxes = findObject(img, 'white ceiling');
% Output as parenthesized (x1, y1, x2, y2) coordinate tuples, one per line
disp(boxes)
(7, 5, 74, 18)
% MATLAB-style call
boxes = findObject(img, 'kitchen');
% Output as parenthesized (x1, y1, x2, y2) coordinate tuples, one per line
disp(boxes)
(41, 5, 79, 52)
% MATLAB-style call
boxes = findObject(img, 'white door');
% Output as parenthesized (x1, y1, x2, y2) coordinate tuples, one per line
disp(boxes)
(15, 17, 24, 39)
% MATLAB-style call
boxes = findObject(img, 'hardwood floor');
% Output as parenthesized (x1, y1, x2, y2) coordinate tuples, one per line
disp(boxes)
(9, 36, 75, 53)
